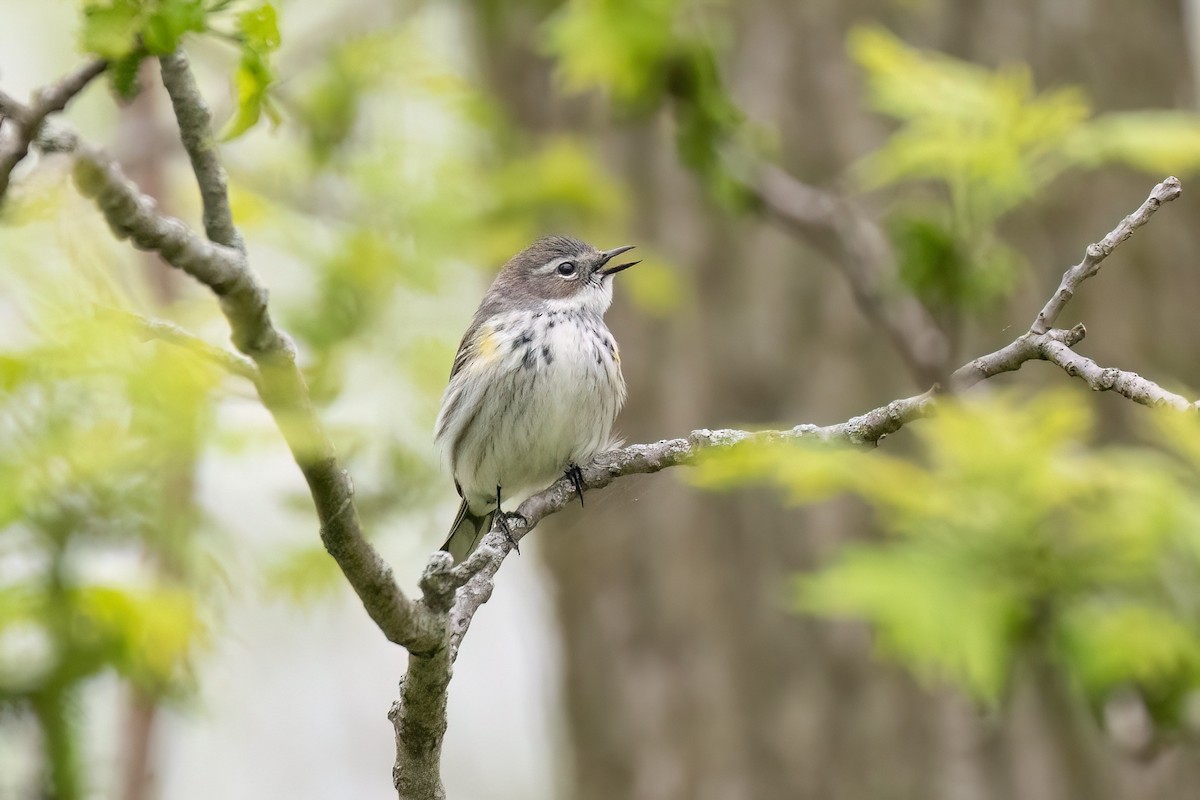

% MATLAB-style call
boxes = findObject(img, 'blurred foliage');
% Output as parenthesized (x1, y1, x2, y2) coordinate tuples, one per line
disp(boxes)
(851, 26, 1200, 315)
(77, 0, 282, 129)
(0, 281, 217, 795)
(694, 392, 1200, 722)
(540, 10, 1200, 322)
(220, 2, 282, 139)
(543, 0, 749, 205)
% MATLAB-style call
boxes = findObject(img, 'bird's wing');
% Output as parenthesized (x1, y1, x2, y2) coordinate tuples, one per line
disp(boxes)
(434, 311, 511, 462)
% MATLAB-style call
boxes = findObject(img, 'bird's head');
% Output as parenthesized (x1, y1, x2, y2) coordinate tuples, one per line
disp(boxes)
(492, 235, 638, 315)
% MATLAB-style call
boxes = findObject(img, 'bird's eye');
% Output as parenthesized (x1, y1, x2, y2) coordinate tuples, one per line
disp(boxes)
(556, 261, 577, 277)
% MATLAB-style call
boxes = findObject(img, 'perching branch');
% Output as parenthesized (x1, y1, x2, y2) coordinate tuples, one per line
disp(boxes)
(1039, 339, 1196, 411)
(433, 175, 1192, 725)
(0, 59, 105, 205)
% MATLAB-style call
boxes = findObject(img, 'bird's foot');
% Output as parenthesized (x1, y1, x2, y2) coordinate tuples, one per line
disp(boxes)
(495, 484, 520, 555)
(495, 512, 520, 555)
(566, 463, 586, 508)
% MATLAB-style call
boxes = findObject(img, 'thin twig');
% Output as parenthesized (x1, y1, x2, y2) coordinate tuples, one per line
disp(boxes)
(0, 59, 105, 205)
(1031, 177, 1182, 334)
(1039, 339, 1197, 410)
(95, 306, 260, 380)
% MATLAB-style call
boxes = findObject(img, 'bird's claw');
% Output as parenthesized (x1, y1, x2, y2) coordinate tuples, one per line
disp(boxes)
(566, 463, 586, 508)
(496, 512, 520, 555)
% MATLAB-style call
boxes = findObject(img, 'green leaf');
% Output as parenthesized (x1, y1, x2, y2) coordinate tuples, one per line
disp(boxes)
(239, 2, 281, 53)
(1066, 112, 1200, 175)
(80, 0, 143, 59)
(108, 52, 145, 100)
(799, 546, 1024, 699)
(849, 25, 1090, 220)
(73, 584, 204, 691)
(1061, 601, 1200, 723)
(221, 4, 282, 140)
(142, 0, 206, 55)
(221, 50, 273, 141)
(699, 391, 1200, 715)
(543, 0, 678, 104)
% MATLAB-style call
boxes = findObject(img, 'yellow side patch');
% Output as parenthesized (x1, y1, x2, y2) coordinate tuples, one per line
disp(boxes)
(475, 329, 499, 364)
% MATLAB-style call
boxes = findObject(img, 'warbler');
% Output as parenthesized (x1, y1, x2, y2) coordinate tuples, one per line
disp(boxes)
(435, 236, 638, 562)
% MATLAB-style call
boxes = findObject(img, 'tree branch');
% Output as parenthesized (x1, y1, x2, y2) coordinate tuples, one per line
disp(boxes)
(158, 50, 243, 251)
(0, 59, 105, 206)
(1031, 177, 1183, 334)
(1039, 339, 1197, 411)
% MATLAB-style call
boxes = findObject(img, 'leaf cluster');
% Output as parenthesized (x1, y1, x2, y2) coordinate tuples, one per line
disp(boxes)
(78, 0, 281, 138)
(0, 308, 219, 713)
(851, 26, 1200, 312)
(694, 392, 1200, 723)
(542, 0, 748, 205)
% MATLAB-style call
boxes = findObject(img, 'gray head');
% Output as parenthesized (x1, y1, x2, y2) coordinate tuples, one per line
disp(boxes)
(489, 235, 639, 315)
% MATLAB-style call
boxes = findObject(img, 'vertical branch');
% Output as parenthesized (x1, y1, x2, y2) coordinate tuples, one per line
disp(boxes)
(391, 646, 452, 800)
(157, 50, 243, 251)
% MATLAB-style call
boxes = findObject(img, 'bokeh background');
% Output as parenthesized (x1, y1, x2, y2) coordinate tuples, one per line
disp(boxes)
(5, 1, 1200, 798)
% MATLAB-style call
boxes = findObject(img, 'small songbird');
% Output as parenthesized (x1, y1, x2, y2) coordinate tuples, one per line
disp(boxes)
(435, 236, 638, 562)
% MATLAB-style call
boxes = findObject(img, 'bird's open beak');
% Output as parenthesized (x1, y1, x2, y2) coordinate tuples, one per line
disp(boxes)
(597, 245, 640, 277)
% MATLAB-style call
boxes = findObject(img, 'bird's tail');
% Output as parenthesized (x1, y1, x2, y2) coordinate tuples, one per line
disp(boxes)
(441, 500, 494, 563)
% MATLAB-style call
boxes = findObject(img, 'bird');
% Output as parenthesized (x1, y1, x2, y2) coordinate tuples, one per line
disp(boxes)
(434, 235, 638, 562)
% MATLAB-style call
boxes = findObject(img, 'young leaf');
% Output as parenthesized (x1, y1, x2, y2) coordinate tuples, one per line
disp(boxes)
(80, 0, 143, 60)
(221, 3, 282, 140)
(141, 0, 206, 55)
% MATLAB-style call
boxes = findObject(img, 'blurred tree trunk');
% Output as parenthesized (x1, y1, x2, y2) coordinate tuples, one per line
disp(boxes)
(470, 0, 1200, 798)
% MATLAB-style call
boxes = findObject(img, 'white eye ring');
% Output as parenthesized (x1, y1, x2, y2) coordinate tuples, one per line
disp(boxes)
(556, 261, 578, 277)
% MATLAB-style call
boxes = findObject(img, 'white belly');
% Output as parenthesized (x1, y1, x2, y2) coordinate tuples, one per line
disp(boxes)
(439, 308, 626, 512)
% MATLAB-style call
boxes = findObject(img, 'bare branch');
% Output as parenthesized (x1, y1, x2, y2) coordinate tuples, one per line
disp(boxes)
(0, 59, 105, 205)
(72, 148, 248, 294)
(753, 165, 952, 386)
(390, 644, 451, 800)
(441, 323, 1195, 670)
(1031, 176, 1182, 334)
(1039, 339, 1198, 411)
(949, 325, 1087, 391)
(158, 50, 243, 251)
